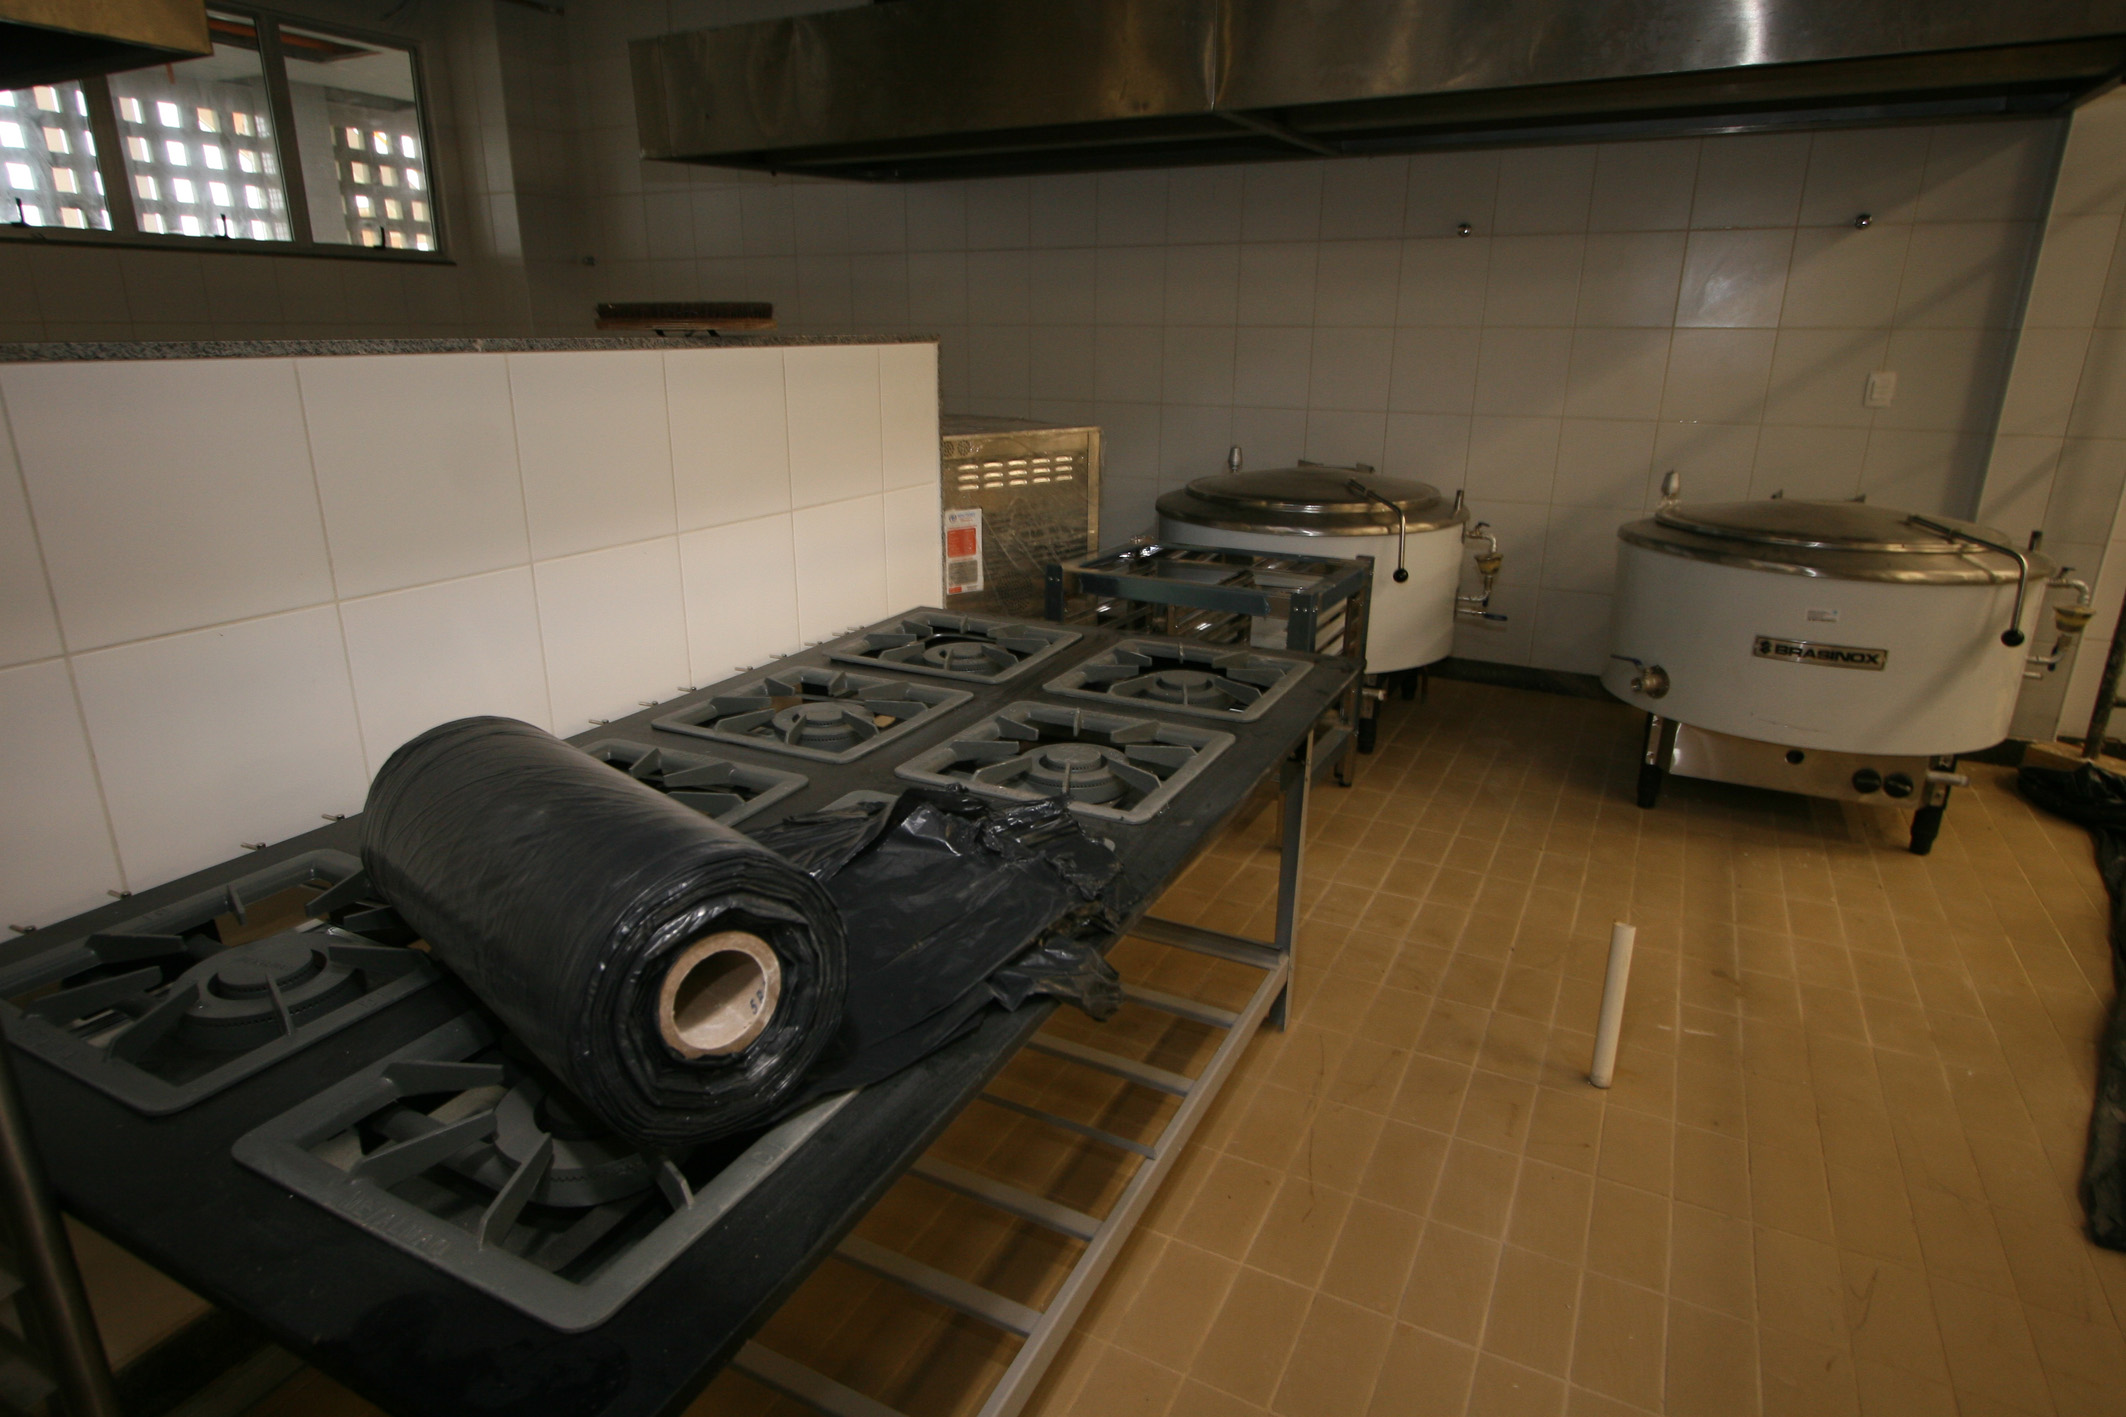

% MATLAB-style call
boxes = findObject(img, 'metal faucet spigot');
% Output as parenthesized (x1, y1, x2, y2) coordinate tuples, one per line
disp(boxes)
(1457, 514, 1506, 621)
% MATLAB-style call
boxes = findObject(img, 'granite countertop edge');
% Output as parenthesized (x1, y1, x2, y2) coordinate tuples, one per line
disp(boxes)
(0, 333, 941, 362)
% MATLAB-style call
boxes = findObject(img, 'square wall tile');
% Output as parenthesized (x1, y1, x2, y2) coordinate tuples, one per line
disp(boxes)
(1661, 329, 1778, 423)
(1995, 328, 2095, 440)
(1565, 329, 1672, 421)
(72, 606, 368, 891)
(1895, 223, 2035, 330)
(534, 538, 691, 736)
(0, 660, 121, 928)
(1555, 419, 1658, 509)
(667, 346, 793, 530)
(1484, 236, 1585, 326)
(1691, 134, 1810, 228)
(1473, 328, 1573, 417)
(2021, 215, 2122, 329)
(1398, 238, 1490, 326)
(785, 346, 885, 508)
(509, 351, 676, 560)
(1466, 416, 1561, 503)
(339, 568, 550, 769)
(0, 436, 60, 668)
(1531, 588, 1616, 674)
(679, 514, 802, 683)
(880, 343, 941, 491)
(5, 358, 334, 650)
(1763, 329, 1890, 429)
(1751, 424, 1868, 501)
(1799, 127, 1931, 227)
(793, 496, 888, 643)
(1653, 421, 1760, 502)
(1780, 226, 1910, 329)
(1310, 328, 1395, 412)
(884, 482, 943, 609)
(1674, 230, 1793, 328)
(1384, 412, 1473, 486)
(1588, 141, 1700, 232)
(1404, 150, 1501, 237)
(1389, 329, 1480, 415)
(1541, 504, 1625, 593)
(1862, 428, 1989, 514)
(1979, 435, 2061, 540)
(1494, 147, 1596, 234)
(1577, 232, 1687, 328)
(300, 354, 529, 601)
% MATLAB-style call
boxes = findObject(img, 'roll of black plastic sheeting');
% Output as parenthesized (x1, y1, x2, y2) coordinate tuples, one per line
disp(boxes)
(360, 716, 847, 1150)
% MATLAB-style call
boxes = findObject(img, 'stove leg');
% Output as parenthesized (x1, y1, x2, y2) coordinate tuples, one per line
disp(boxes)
(1910, 801, 1947, 855)
(0, 1040, 120, 1417)
(1268, 732, 1312, 1032)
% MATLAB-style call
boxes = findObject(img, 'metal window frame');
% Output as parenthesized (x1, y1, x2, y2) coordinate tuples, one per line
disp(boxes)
(0, 3, 450, 264)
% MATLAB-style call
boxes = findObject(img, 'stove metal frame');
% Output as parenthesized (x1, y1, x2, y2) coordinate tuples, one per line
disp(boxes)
(822, 610, 1083, 685)
(1040, 635, 1311, 723)
(581, 738, 808, 827)
(733, 732, 1317, 1417)
(892, 701, 1236, 825)
(651, 670, 973, 764)
(0, 850, 441, 1116)
(233, 1012, 857, 1333)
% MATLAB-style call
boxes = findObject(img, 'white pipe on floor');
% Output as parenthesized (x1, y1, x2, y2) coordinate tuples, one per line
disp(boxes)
(1589, 922, 1636, 1089)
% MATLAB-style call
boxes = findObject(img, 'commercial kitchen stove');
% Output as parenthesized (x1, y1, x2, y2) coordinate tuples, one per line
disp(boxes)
(1, 611, 1354, 1417)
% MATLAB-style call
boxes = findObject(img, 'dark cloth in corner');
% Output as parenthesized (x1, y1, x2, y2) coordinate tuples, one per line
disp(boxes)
(2018, 762, 2126, 1249)
(752, 787, 1124, 1100)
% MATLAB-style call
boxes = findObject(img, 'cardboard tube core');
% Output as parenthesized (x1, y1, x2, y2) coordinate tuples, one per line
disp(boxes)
(659, 931, 781, 1058)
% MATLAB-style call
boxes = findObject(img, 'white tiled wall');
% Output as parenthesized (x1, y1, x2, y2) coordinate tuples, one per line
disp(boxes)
(0, 341, 942, 930)
(551, 0, 2059, 675)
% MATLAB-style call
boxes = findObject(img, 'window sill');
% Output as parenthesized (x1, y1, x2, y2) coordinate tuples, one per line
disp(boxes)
(0, 223, 452, 264)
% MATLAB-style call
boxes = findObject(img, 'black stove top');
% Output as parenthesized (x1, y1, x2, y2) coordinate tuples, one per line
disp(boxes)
(1041, 637, 1309, 722)
(650, 667, 970, 764)
(3, 608, 1357, 1417)
(824, 610, 1080, 684)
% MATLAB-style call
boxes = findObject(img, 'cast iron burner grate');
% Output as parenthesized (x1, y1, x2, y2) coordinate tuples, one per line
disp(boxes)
(894, 702, 1233, 825)
(652, 667, 971, 764)
(825, 609, 1080, 684)
(582, 740, 805, 826)
(0, 851, 440, 1115)
(1042, 638, 1309, 722)
(233, 1013, 853, 1332)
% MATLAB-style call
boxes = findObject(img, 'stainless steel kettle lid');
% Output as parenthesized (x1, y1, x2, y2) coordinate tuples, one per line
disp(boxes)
(1652, 500, 2000, 554)
(1161, 462, 1463, 536)
(1625, 499, 2049, 584)
(1186, 466, 1445, 516)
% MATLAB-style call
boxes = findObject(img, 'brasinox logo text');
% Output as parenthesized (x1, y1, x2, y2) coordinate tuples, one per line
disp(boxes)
(1752, 636, 1889, 671)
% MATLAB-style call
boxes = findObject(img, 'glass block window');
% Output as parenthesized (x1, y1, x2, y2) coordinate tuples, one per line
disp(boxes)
(108, 13, 289, 241)
(280, 25, 432, 250)
(0, 83, 110, 231)
(1, 7, 437, 257)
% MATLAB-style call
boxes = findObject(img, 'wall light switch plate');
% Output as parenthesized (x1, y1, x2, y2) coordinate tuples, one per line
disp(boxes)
(1864, 370, 1897, 408)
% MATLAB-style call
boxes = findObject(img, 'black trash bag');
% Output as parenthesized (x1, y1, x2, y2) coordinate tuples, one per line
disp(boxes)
(986, 909, 1124, 1016)
(752, 788, 1123, 1097)
(360, 717, 847, 1151)
(2018, 762, 2126, 1248)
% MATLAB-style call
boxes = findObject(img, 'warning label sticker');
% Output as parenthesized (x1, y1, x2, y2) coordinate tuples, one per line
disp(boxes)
(944, 507, 983, 595)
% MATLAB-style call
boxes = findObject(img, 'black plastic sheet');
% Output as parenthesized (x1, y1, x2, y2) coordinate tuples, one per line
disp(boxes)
(752, 788, 1122, 1097)
(361, 717, 847, 1150)
(2018, 762, 2126, 1248)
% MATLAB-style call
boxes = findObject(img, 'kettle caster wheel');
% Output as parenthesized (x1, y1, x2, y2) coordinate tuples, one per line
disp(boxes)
(1909, 804, 1945, 856)
(1636, 761, 1665, 809)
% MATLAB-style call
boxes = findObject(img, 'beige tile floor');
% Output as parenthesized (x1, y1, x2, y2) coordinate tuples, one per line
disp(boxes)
(177, 681, 2126, 1415)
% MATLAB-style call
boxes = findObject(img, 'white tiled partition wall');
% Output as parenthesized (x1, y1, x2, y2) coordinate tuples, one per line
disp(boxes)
(1976, 90, 2126, 737)
(0, 341, 942, 930)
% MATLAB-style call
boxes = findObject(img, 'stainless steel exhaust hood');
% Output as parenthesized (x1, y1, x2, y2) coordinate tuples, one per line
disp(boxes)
(2, 0, 211, 89)
(631, 0, 2126, 180)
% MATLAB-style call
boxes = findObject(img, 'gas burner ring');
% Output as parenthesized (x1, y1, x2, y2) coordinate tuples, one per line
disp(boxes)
(1146, 669, 1221, 703)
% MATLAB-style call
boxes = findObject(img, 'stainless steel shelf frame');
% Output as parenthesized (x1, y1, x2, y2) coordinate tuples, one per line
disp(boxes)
(731, 730, 1321, 1417)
